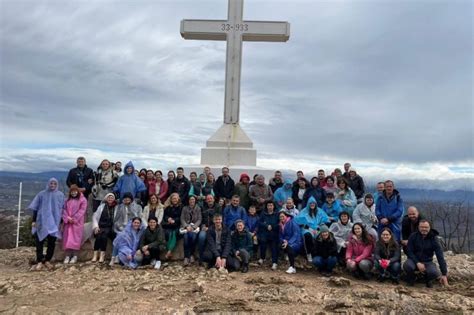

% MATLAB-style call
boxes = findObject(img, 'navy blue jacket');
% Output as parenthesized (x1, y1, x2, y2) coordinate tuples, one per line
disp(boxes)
(406, 230, 447, 275)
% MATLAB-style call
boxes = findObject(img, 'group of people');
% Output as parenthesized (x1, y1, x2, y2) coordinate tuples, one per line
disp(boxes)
(29, 158, 448, 288)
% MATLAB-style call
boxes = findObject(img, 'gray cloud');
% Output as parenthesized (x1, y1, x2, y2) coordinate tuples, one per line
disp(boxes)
(0, 0, 472, 173)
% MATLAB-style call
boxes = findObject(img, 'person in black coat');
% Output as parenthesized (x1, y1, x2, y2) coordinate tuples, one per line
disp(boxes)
(403, 220, 448, 288)
(374, 228, 401, 284)
(311, 225, 338, 276)
(66, 156, 94, 199)
(169, 167, 190, 205)
(198, 195, 222, 264)
(162, 193, 182, 260)
(202, 214, 236, 270)
(401, 206, 424, 253)
(214, 167, 235, 204)
(257, 201, 280, 269)
(347, 168, 365, 202)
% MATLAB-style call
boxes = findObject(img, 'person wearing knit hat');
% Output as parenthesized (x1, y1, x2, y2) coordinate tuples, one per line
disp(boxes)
(312, 224, 338, 276)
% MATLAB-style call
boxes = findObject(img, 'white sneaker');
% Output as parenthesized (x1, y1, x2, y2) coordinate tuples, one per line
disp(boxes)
(285, 255, 289, 261)
(70, 256, 78, 264)
(271, 263, 278, 270)
(190, 256, 195, 263)
(154, 260, 162, 270)
(183, 258, 190, 266)
(150, 259, 157, 266)
(307, 254, 312, 263)
(257, 259, 264, 265)
(285, 266, 296, 274)
(109, 256, 116, 267)
(63, 256, 70, 264)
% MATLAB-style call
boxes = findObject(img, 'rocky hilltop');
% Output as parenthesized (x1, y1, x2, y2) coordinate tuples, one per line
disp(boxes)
(0, 248, 472, 314)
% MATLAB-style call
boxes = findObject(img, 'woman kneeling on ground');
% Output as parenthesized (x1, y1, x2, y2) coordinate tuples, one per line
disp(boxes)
(137, 216, 166, 269)
(113, 217, 145, 269)
(374, 228, 401, 284)
(311, 224, 338, 276)
(345, 222, 375, 280)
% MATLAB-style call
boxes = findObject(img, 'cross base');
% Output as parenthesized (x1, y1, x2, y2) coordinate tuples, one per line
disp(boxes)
(201, 123, 257, 166)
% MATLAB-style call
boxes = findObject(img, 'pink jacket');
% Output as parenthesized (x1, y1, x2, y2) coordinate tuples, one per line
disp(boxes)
(62, 194, 87, 250)
(345, 233, 374, 263)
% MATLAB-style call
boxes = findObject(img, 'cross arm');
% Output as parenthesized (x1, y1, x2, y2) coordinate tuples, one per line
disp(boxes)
(180, 19, 227, 41)
(243, 21, 290, 42)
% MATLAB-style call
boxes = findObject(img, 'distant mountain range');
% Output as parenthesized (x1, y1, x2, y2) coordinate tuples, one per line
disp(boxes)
(0, 170, 473, 203)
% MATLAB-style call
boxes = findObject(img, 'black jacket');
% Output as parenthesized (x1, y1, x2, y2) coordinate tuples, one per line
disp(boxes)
(257, 211, 279, 241)
(214, 176, 235, 200)
(139, 226, 166, 251)
(401, 214, 425, 241)
(348, 174, 365, 199)
(206, 225, 232, 258)
(312, 232, 338, 258)
(374, 241, 401, 264)
(66, 165, 94, 196)
(201, 203, 222, 229)
(170, 177, 190, 204)
(407, 230, 447, 275)
(162, 205, 182, 230)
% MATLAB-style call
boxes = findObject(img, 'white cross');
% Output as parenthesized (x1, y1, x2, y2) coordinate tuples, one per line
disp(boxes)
(181, 0, 290, 124)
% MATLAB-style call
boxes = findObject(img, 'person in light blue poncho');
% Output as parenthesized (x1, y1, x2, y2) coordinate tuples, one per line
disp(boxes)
(113, 161, 147, 202)
(113, 217, 145, 269)
(29, 178, 65, 270)
(273, 179, 293, 210)
(295, 196, 330, 262)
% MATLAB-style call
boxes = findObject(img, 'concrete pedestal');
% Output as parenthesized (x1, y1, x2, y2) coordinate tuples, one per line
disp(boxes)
(201, 123, 257, 166)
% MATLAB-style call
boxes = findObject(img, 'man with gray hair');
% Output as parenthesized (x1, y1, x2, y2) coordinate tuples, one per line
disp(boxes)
(249, 175, 273, 214)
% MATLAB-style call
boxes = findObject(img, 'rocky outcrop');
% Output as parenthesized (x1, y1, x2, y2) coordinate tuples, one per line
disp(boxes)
(0, 247, 472, 313)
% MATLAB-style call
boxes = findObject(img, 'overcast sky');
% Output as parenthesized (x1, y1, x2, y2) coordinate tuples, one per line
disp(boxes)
(0, 0, 472, 188)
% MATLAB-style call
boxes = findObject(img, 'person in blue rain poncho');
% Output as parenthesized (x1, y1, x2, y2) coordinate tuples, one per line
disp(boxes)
(295, 196, 330, 262)
(273, 179, 293, 210)
(113, 161, 147, 202)
(28, 178, 65, 270)
(113, 217, 145, 269)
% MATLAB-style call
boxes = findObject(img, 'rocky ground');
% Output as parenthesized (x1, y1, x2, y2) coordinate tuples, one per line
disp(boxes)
(0, 248, 473, 314)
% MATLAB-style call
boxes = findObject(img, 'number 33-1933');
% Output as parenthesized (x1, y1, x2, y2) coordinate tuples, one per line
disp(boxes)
(221, 23, 249, 31)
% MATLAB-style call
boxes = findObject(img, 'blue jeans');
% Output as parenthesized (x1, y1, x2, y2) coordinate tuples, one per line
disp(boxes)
(312, 256, 337, 272)
(198, 230, 207, 262)
(376, 261, 401, 278)
(183, 232, 198, 258)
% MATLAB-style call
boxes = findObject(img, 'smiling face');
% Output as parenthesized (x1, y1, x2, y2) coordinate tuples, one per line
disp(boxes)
(279, 212, 287, 223)
(168, 171, 175, 181)
(101, 160, 110, 170)
(381, 230, 392, 243)
(353, 224, 362, 237)
(132, 219, 141, 230)
(318, 170, 325, 180)
(106, 195, 115, 205)
(236, 221, 244, 232)
(231, 196, 240, 207)
(149, 194, 158, 205)
(188, 196, 196, 207)
(321, 231, 329, 239)
(340, 213, 349, 224)
(365, 197, 374, 207)
(49, 180, 58, 191)
(286, 198, 294, 209)
(148, 219, 157, 230)
(126, 166, 133, 174)
(70, 190, 79, 198)
(170, 194, 179, 205)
